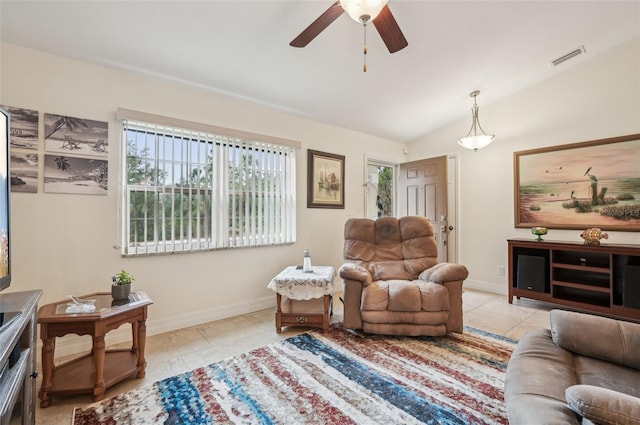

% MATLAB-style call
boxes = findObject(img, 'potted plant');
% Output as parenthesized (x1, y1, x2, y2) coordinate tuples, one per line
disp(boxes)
(111, 269, 135, 300)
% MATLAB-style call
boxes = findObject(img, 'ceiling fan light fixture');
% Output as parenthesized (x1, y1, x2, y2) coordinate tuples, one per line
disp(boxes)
(340, 0, 389, 23)
(458, 90, 495, 152)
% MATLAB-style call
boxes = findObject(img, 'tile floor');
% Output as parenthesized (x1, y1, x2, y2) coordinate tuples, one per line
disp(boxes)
(29, 289, 553, 425)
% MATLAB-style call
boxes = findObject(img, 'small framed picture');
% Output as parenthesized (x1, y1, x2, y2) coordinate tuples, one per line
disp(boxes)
(307, 149, 345, 209)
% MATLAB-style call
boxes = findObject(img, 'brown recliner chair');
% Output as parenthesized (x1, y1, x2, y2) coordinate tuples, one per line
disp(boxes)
(339, 216, 469, 336)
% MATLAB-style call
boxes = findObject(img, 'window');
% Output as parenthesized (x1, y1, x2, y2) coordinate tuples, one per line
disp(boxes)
(119, 112, 297, 255)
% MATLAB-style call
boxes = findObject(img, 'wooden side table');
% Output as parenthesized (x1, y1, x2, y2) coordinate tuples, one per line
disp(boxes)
(37, 291, 152, 407)
(268, 266, 335, 333)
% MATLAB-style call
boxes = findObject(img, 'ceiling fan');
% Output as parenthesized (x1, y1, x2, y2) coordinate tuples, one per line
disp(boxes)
(290, 0, 408, 70)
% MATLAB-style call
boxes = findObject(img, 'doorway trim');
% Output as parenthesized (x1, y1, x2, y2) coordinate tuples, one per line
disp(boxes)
(446, 154, 459, 264)
(364, 155, 399, 219)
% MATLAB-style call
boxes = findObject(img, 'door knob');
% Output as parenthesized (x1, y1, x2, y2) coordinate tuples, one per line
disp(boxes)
(448, 226, 454, 231)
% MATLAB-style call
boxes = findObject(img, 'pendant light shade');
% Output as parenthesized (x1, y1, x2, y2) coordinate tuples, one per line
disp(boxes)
(340, 0, 389, 23)
(458, 90, 495, 151)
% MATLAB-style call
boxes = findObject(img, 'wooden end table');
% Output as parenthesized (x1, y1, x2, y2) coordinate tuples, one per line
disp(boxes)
(37, 291, 152, 407)
(268, 266, 335, 333)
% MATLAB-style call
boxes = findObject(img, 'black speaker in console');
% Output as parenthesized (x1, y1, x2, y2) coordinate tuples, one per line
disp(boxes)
(517, 255, 547, 292)
(623, 264, 640, 309)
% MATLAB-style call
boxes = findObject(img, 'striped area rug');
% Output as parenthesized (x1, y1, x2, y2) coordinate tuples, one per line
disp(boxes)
(73, 325, 516, 425)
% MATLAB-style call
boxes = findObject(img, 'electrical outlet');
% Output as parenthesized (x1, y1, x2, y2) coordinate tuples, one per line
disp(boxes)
(497, 265, 505, 276)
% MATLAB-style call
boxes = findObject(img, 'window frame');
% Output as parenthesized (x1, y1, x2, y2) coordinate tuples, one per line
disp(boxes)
(118, 110, 298, 256)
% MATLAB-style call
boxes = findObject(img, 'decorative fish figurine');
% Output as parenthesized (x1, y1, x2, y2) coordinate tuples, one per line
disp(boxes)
(580, 228, 609, 245)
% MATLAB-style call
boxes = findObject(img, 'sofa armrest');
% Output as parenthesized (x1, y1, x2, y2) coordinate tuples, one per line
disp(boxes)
(566, 385, 640, 425)
(339, 263, 373, 287)
(551, 310, 640, 370)
(418, 262, 469, 284)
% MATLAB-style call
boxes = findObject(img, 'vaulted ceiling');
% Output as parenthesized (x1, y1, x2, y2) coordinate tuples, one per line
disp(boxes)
(1, 1, 638, 142)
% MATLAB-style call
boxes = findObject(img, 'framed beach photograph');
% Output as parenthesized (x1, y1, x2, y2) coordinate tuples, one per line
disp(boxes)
(1, 105, 39, 150)
(44, 154, 108, 195)
(10, 152, 38, 193)
(514, 134, 640, 231)
(44, 113, 109, 157)
(307, 149, 345, 209)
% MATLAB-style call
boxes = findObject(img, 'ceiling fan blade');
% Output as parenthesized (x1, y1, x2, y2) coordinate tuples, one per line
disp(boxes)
(372, 5, 408, 53)
(290, 1, 345, 48)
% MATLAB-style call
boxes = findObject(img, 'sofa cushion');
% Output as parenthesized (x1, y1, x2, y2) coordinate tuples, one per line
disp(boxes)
(418, 281, 450, 311)
(361, 280, 390, 311)
(361, 310, 449, 326)
(362, 280, 449, 313)
(566, 385, 640, 425)
(388, 280, 422, 311)
(575, 356, 640, 398)
(551, 309, 640, 370)
(372, 261, 415, 281)
(344, 216, 439, 281)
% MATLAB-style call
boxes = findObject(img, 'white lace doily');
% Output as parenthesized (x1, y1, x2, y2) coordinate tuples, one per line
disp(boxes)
(268, 266, 336, 300)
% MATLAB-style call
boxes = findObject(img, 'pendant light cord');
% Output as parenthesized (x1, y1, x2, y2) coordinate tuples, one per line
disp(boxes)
(363, 21, 368, 72)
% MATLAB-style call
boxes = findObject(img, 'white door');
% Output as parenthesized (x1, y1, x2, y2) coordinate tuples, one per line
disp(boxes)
(399, 155, 452, 263)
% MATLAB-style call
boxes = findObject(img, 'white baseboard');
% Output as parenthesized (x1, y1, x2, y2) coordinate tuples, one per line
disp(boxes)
(463, 279, 508, 296)
(149, 295, 275, 336)
(45, 296, 276, 359)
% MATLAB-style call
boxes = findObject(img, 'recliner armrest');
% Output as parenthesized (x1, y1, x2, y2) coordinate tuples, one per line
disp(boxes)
(339, 263, 373, 287)
(419, 262, 469, 284)
(566, 385, 640, 425)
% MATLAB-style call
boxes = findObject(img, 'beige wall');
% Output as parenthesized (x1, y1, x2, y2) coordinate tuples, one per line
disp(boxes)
(406, 37, 640, 294)
(2, 38, 638, 354)
(0, 43, 405, 353)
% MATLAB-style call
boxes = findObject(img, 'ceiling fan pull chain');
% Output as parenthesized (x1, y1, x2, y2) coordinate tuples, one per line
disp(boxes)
(363, 21, 368, 72)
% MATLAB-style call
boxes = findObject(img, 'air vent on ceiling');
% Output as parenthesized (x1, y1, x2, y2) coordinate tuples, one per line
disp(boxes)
(551, 46, 586, 66)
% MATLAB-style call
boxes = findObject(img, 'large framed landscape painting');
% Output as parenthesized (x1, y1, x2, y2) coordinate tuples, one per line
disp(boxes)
(307, 149, 345, 209)
(514, 134, 640, 231)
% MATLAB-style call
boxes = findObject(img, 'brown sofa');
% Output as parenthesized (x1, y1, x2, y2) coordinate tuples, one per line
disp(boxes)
(505, 309, 640, 425)
(339, 216, 468, 336)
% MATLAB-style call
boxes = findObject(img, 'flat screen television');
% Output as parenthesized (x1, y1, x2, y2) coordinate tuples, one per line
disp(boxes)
(0, 107, 9, 292)
(0, 107, 20, 333)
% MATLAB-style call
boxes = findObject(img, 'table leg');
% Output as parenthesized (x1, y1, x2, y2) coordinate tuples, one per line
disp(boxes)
(276, 293, 282, 332)
(136, 319, 147, 378)
(323, 294, 330, 333)
(132, 320, 139, 352)
(92, 335, 106, 401)
(39, 337, 54, 408)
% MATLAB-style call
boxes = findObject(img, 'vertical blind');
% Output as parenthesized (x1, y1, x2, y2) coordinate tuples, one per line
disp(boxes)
(120, 117, 297, 255)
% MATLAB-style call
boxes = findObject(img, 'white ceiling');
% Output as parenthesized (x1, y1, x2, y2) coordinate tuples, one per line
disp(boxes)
(1, 1, 639, 142)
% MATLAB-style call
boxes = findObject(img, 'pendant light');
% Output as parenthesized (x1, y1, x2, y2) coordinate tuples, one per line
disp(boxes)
(458, 90, 495, 151)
